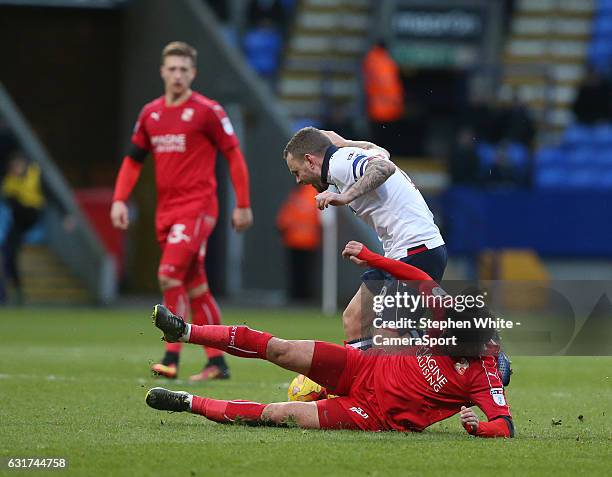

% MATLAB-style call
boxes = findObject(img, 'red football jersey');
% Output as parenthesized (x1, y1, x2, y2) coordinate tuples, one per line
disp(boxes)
(131, 92, 239, 220)
(352, 349, 511, 432)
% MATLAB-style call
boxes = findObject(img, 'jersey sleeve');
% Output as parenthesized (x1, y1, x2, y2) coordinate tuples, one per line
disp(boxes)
(130, 107, 151, 151)
(467, 356, 512, 421)
(328, 150, 370, 189)
(203, 103, 240, 153)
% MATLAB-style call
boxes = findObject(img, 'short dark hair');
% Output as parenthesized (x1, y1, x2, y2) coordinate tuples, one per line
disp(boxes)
(161, 41, 197, 66)
(283, 127, 332, 161)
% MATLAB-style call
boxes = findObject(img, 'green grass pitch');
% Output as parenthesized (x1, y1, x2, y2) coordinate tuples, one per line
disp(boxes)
(0, 306, 610, 476)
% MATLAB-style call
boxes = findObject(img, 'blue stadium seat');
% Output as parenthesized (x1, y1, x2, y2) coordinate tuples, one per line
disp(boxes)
(535, 166, 565, 189)
(563, 123, 593, 146)
(565, 167, 597, 189)
(243, 26, 283, 78)
(566, 146, 593, 164)
(593, 15, 612, 36)
(476, 142, 496, 169)
(535, 147, 562, 165)
(598, 0, 612, 13)
(592, 123, 612, 145)
(507, 142, 530, 168)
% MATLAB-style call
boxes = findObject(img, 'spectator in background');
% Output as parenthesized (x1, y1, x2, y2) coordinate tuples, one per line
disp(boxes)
(276, 185, 321, 302)
(572, 66, 612, 124)
(362, 41, 405, 153)
(1, 151, 45, 304)
(450, 128, 480, 185)
(501, 94, 535, 146)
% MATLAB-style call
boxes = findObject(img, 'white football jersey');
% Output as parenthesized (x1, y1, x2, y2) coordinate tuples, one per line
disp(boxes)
(323, 146, 444, 259)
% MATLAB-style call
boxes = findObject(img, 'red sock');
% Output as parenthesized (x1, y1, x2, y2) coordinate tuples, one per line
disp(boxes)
(188, 325, 273, 359)
(191, 396, 266, 423)
(163, 285, 189, 354)
(190, 291, 224, 359)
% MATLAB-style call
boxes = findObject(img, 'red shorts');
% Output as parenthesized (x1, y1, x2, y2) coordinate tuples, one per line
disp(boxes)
(156, 212, 216, 288)
(314, 346, 388, 431)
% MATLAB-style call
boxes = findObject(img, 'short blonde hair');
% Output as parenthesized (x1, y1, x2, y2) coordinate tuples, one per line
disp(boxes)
(283, 127, 332, 161)
(161, 41, 197, 66)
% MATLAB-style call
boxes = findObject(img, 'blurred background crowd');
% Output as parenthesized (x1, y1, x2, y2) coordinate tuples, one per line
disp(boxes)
(1, 0, 611, 308)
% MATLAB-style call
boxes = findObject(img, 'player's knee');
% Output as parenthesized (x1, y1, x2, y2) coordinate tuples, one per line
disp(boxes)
(158, 275, 183, 291)
(187, 282, 209, 298)
(266, 338, 293, 365)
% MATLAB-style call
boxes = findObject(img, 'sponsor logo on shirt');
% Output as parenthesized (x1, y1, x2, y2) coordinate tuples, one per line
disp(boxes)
(151, 134, 186, 153)
(416, 348, 448, 392)
(221, 117, 234, 135)
(349, 407, 369, 419)
(181, 108, 194, 122)
(490, 388, 506, 406)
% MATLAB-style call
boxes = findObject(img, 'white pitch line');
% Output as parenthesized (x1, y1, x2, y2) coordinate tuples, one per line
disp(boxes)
(0, 373, 289, 389)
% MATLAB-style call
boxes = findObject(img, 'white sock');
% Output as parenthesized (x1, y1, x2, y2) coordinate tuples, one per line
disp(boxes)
(180, 323, 191, 342)
(186, 393, 193, 411)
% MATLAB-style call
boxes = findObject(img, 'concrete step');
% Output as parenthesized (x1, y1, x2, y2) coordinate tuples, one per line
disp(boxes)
(284, 55, 360, 74)
(16, 245, 93, 305)
(296, 10, 370, 33)
(513, 16, 591, 38)
(303, 0, 371, 12)
(279, 75, 358, 99)
(289, 33, 369, 56)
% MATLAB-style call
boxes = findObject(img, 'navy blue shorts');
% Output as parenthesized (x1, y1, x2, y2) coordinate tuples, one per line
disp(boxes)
(361, 244, 448, 292)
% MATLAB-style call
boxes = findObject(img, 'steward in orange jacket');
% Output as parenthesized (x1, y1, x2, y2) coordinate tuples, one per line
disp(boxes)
(362, 43, 405, 123)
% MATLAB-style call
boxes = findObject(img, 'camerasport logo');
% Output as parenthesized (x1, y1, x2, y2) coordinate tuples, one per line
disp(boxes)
(151, 134, 186, 153)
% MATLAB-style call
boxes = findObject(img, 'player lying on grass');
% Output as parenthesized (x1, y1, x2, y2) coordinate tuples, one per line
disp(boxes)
(145, 241, 514, 437)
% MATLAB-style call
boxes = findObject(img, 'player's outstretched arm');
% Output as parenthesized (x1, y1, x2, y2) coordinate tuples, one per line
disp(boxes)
(224, 146, 253, 232)
(460, 406, 514, 438)
(320, 129, 390, 159)
(110, 156, 144, 230)
(342, 240, 433, 282)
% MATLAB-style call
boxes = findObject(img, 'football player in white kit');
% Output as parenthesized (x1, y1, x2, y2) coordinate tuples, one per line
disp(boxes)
(283, 127, 448, 350)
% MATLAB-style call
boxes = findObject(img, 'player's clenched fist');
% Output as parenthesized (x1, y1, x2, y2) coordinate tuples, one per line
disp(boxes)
(110, 200, 130, 230)
(232, 207, 253, 232)
(315, 191, 349, 209)
(460, 406, 479, 433)
(342, 240, 368, 267)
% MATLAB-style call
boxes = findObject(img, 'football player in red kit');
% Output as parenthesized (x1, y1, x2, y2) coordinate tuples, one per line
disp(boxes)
(144, 241, 514, 437)
(111, 41, 253, 381)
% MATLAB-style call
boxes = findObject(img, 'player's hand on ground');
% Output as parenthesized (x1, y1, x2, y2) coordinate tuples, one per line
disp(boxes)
(460, 406, 479, 433)
(315, 191, 349, 209)
(110, 201, 130, 230)
(342, 241, 368, 267)
(232, 207, 253, 232)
